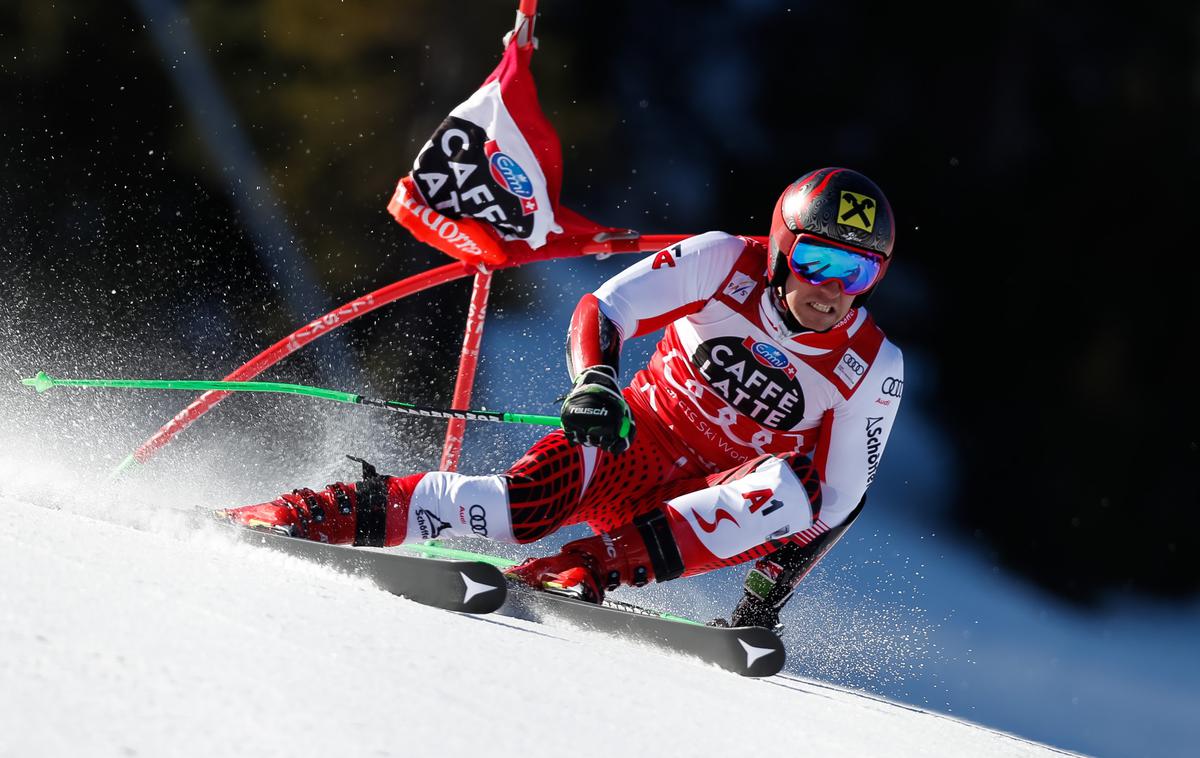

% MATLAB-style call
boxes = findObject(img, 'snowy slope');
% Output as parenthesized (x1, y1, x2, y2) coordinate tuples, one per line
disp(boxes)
(0, 495, 1076, 758)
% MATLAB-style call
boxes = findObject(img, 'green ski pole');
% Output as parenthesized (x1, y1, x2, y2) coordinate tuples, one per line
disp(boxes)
(22, 371, 562, 428)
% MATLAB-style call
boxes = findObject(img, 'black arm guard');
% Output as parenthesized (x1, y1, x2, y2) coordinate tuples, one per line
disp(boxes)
(730, 495, 867, 628)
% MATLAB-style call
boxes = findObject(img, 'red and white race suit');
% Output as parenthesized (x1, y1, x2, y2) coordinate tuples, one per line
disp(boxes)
(226, 226, 905, 596)
(299, 232, 903, 580)
(403, 232, 901, 572)
(594, 231, 903, 535)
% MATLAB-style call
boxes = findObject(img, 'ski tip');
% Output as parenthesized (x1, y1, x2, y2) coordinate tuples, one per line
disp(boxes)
(733, 628, 787, 677)
(458, 567, 509, 613)
(21, 371, 56, 393)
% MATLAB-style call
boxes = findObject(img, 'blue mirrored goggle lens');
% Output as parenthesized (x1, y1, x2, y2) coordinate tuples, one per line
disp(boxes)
(788, 240, 883, 295)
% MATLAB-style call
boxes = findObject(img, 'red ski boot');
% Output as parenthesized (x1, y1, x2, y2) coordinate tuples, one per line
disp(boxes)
(505, 513, 681, 603)
(220, 486, 357, 543)
(218, 457, 419, 546)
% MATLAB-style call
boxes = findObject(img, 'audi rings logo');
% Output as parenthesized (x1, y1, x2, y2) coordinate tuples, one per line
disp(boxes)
(842, 353, 867, 377)
(468, 505, 489, 537)
(881, 377, 903, 398)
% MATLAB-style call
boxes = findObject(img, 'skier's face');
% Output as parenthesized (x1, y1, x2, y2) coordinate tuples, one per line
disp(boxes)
(783, 272, 854, 332)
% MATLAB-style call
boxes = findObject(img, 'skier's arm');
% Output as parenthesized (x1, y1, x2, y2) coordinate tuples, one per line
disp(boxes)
(566, 293, 623, 380)
(813, 342, 904, 529)
(560, 232, 747, 451)
(720, 497, 865, 628)
(585, 230, 748, 346)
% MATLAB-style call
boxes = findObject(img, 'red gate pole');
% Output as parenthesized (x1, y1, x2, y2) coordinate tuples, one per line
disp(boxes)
(438, 270, 494, 471)
(438, 0, 538, 471)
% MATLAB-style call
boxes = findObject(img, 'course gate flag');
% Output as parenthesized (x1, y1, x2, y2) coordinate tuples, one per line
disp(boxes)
(389, 20, 573, 268)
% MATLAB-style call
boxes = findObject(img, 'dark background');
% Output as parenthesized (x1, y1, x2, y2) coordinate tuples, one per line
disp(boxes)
(2, 0, 1197, 604)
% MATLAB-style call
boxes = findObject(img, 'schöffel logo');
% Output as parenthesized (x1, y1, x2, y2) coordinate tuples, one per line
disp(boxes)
(741, 337, 797, 378)
(415, 509, 451, 540)
(865, 417, 884, 485)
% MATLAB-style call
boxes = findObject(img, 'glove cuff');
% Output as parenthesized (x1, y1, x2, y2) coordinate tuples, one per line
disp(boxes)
(574, 364, 619, 389)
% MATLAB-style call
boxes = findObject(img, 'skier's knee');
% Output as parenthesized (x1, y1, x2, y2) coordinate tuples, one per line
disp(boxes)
(777, 452, 822, 515)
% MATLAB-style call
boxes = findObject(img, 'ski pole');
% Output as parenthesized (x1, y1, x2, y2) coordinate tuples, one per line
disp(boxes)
(21, 371, 561, 428)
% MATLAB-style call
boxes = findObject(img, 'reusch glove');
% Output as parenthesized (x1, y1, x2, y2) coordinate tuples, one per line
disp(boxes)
(559, 365, 635, 453)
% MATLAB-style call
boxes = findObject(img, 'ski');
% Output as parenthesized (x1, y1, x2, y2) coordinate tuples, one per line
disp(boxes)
(206, 525, 784, 674)
(502, 585, 786, 677)
(211, 521, 508, 614)
(402, 541, 786, 677)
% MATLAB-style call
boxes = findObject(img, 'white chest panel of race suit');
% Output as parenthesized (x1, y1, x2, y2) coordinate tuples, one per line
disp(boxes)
(594, 231, 904, 533)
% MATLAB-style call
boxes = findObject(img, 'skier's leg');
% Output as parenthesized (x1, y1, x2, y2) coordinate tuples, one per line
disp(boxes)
(507, 452, 823, 601)
(503, 430, 592, 543)
(662, 451, 824, 576)
(219, 421, 653, 548)
(504, 399, 690, 541)
(221, 403, 681, 552)
(218, 457, 515, 547)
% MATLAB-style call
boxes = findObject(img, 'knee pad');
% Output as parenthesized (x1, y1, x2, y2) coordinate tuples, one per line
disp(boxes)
(666, 455, 817, 563)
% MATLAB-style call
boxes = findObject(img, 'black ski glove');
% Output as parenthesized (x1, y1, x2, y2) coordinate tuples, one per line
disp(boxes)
(559, 365, 636, 453)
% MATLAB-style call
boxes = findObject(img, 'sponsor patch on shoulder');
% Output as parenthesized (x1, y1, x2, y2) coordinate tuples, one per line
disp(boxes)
(722, 272, 756, 304)
(834, 348, 869, 389)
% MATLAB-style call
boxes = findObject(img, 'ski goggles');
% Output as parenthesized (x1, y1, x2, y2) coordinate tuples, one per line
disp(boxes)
(786, 234, 887, 295)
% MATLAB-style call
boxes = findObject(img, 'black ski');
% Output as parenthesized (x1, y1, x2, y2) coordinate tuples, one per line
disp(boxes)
(209, 528, 782, 673)
(215, 523, 508, 614)
(501, 584, 786, 677)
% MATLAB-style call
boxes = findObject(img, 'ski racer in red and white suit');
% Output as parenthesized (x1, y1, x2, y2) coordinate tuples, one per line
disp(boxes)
(222, 168, 903, 626)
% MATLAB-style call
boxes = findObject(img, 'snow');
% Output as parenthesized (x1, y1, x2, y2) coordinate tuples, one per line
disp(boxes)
(5, 257, 1190, 757)
(0, 495, 1072, 758)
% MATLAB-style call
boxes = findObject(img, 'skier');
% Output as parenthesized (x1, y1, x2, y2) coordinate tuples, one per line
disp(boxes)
(221, 167, 904, 628)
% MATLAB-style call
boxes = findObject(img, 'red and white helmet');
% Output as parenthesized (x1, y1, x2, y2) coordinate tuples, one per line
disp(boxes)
(767, 168, 896, 302)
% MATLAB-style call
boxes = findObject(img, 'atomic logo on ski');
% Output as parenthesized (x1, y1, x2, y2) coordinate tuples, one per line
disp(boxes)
(737, 638, 778, 669)
(460, 572, 502, 605)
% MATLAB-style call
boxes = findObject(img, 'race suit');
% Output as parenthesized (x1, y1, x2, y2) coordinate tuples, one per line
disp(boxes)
(500, 230, 904, 581)
(252, 231, 903, 608)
